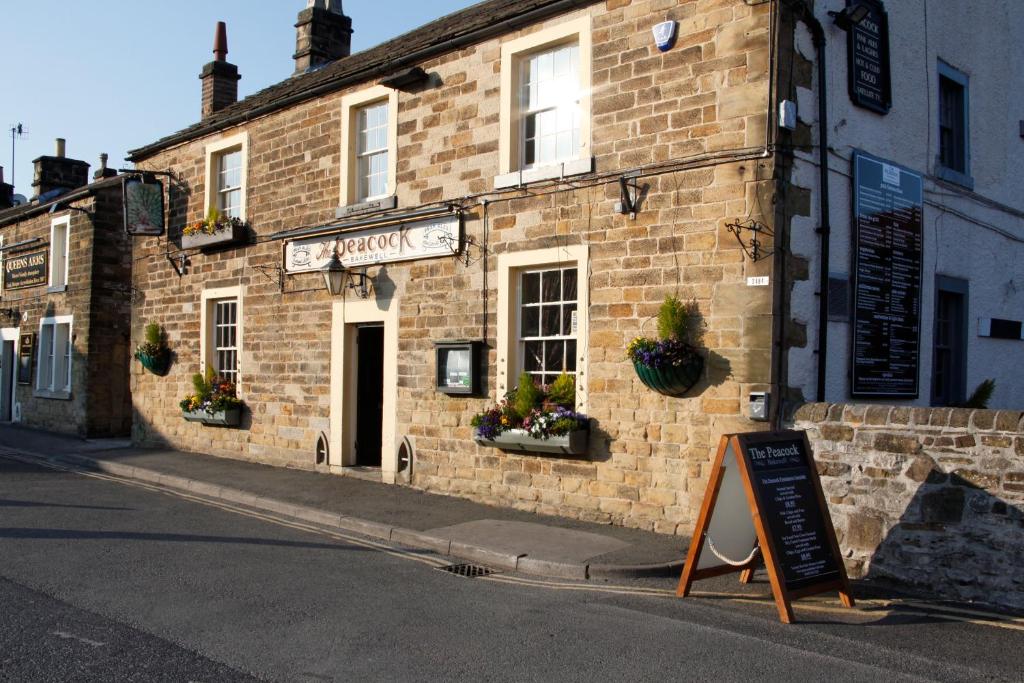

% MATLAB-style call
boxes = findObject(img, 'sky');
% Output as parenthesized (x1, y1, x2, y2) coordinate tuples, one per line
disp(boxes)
(0, 1, 476, 199)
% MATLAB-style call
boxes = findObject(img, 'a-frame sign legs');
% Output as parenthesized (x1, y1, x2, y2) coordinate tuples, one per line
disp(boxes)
(677, 433, 856, 624)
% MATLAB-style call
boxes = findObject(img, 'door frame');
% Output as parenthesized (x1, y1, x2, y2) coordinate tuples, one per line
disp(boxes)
(330, 295, 398, 482)
(0, 327, 20, 422)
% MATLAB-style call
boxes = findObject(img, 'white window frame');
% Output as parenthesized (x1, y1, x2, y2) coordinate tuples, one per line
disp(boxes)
(340, 85, 398, 208)
(497, 16, 592, 189)
(36, 314, 73, 397)
(200, 286, 244, 390)
(204, 132, 249, 221)
(497, 245, 589, 411)
(48, 215, 71, 291)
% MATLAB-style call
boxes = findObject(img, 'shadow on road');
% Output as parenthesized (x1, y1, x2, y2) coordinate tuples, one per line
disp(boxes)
(0, 498, 132, 511)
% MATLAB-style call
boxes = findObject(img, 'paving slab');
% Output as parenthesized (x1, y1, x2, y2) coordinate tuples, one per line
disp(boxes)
(426, 519, 631, 565)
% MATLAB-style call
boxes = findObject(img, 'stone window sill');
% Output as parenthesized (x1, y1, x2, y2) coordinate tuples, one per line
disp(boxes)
(47, 285, 67, 294)
(34, 388, 72, 401)
(335, 195, 397, 220)
(494, 157, 594, 190)
(935, 165, 974, 191)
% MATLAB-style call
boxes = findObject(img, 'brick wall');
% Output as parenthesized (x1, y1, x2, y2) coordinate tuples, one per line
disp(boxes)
(132, 0, 777, 533)
(793, 402, 1024, 609)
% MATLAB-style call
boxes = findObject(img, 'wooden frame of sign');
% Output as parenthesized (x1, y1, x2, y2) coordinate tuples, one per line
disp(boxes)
(676, 431, 854, 624)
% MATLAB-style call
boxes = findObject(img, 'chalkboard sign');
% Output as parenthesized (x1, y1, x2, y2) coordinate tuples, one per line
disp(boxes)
(677, 431, 853, 624)
(851, 150, 923, 398)
(846, 0, 891, 114)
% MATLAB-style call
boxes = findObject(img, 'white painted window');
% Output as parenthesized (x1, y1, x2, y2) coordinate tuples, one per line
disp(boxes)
(497, 246, 589, 410)
(340, 86, 398, 207)
(203, 132, 248, 221)
(520, 43, 580, 169)
(201, 286, 243, 389)
(497, 17, 592, 187)
(49, 216, 70, 289)
(517, 266, 578, 387)
(216, 149, 243, 218)
(212, 298, 238, 384)
(37, 316, 72, 393)
(356, 101, 389, 201)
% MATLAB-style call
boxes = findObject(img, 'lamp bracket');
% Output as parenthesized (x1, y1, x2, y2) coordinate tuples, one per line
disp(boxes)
(253, 263, 284, 293)
(617, 175, 641, 218)
(167, 252, 188, 277)
(726, 219, 775, 262)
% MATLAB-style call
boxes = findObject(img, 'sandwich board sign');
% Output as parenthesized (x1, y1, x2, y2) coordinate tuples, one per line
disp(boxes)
(676, 431, 854, 624)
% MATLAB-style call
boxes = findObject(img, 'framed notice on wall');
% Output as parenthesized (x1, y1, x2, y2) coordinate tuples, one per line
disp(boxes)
(850, 150, 924, 398)
(17, 332, 34, 385)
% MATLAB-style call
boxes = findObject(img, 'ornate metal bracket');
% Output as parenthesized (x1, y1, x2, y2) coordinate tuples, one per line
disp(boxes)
(726, 219, 775, 262)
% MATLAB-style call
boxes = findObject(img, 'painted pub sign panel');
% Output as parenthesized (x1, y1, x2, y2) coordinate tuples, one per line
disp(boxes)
(850, 150, 924, 398)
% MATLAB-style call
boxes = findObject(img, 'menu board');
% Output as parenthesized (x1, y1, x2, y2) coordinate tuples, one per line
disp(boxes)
(851, 150, 923, 398)
(677, 431, 852, 624)
(743, 434, 840, 591)
(846, 0, 891, 114)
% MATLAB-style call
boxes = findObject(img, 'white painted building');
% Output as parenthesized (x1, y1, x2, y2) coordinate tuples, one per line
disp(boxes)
(787, 0, 1024, 409)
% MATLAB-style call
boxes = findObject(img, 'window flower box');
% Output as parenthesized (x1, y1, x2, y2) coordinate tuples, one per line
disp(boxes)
(182, 407, 240, 426)
(182, 222, 246, 250)
(474, 427, 588, 455)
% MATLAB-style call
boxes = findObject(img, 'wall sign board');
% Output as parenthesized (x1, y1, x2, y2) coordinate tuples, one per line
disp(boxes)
(284, 212, 461, 274)
(4, 249, 48, 290)
(677, 431, 853, 624)
(17, 332, 34, 385)
(851, 150, 924, 398)
(123, 176, 165, 236)
(846, 0, 891, 114)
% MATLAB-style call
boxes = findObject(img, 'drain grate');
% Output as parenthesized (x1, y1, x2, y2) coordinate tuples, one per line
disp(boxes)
(436, 563, 498, 578)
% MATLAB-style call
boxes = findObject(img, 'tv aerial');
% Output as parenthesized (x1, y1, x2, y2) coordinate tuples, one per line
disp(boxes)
(9, 123, 28, 187)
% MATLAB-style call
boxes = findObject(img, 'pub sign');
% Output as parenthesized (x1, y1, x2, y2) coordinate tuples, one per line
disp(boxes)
(846, 0, 892, 114)
(4, 249, 48, 290)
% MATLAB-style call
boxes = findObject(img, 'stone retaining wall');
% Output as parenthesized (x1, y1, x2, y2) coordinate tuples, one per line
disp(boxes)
(793, 403, 1024, 609)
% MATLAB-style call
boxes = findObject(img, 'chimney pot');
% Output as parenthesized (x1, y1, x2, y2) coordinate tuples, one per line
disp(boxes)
(213, 21, 228, 62)
(55, 138, 66, 158)
(200, 21, 241, 118)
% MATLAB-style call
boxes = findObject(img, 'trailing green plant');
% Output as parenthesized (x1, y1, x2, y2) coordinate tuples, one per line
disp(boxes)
(546, 372, 576, 408)
(961, 379, 995, 409)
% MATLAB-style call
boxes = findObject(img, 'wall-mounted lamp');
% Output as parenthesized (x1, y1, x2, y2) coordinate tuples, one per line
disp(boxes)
(828, 3, 871, 31)
(321, 251, 370, 298)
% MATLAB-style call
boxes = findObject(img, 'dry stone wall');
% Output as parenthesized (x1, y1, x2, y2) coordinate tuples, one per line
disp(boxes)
(793, 402, 1024, 609)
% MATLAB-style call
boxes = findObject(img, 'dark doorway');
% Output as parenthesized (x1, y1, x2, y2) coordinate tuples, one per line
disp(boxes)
(355, 325, 384, 467)
(931, 276, 968, 406)
(0, 340, 13, 422)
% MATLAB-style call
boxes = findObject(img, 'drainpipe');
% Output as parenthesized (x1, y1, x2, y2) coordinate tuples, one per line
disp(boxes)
(793, 2, 832, 403)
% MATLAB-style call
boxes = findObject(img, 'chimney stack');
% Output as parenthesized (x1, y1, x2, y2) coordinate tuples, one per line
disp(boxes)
(200, 21, 241, 119)
(293, 0, 352, 76)
(32, 138, 90, 200)
(93, 153, 118, 180)
(0, 166, 13, 210)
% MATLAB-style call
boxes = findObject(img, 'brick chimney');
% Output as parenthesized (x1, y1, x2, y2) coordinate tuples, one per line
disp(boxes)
(293, 0, 352, 76)
(200, 21, 241, 119)
(32, 138, 90, 200)
(0, 166, 13, 209)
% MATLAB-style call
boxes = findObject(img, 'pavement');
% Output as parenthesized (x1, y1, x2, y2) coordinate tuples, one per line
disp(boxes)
(0, 424, 688, 580)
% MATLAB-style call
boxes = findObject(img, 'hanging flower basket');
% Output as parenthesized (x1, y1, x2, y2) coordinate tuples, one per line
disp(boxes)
(135, 349, 170, 376)
(632, 355, 704, 397)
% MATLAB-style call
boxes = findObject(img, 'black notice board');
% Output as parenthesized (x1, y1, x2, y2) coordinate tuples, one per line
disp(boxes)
(851, 150, 924, 398)
(17, 333, 34, 385)
(739, 432, 840, 592)
(846, 0, 891, 114)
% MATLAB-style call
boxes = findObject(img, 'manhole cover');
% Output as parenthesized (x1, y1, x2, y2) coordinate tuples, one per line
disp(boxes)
(436, 563, 498, 578)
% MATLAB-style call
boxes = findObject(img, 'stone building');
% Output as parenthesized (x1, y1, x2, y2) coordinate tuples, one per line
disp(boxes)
(0, 144, 133, 437)
(124, 0, 1022, 536)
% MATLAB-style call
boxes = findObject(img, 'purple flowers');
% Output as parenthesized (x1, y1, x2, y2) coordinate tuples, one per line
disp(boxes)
(626, 337, 699, 369)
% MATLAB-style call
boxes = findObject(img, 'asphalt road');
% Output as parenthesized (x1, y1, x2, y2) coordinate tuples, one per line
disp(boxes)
(0, 455, 1020, 682)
